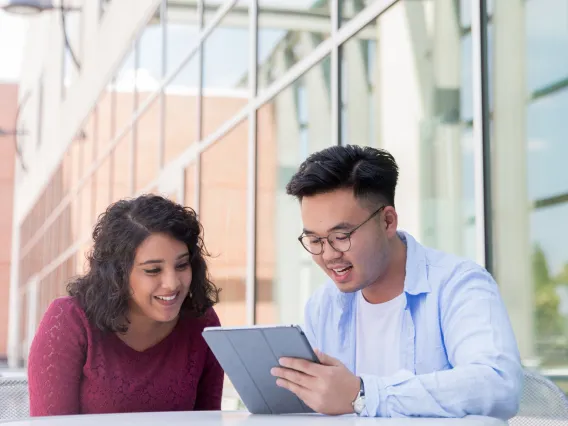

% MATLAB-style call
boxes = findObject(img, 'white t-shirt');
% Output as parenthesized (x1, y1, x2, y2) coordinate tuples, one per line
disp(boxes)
(355, 291, 405, 377)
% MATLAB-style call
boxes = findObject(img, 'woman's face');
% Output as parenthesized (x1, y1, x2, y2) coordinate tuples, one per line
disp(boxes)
(128, 232, 192, 324)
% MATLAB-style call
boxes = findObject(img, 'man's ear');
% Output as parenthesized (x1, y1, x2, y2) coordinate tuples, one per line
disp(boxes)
(383, 206, 398, 238)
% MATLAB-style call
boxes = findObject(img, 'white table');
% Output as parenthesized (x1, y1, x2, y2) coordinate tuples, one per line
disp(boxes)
(2, 411, 508, 425)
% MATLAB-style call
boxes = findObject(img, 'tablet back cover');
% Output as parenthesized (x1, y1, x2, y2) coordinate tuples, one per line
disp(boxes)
(202, 326, 316, 415)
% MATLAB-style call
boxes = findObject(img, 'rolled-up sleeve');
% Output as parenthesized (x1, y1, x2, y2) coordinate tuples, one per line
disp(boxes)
(359, 268, 523, 419)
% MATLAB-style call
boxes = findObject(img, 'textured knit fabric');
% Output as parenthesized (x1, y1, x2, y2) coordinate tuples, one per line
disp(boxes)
(27, 296, 223, 416)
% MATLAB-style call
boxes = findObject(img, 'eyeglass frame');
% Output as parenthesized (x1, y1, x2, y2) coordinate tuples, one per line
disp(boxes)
(297, 205, 386, 255)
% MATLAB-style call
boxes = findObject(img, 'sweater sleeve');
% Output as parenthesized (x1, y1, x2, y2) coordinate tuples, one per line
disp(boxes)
(27, 297, 88, 416)
(193, 308, 224, 411)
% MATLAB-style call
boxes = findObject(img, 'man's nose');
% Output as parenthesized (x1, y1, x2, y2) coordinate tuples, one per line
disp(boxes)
(321, 240, 342, 261)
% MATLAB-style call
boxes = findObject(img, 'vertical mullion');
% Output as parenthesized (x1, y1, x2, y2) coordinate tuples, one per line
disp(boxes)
(471, 0, 493, 272)
(246, 0, 258, 325)
(194, 0, 204, 214)
(109, 77, 116, 203)
(331, 0, 340, 146)
(159, 0, 167, 171)
(130, 40, 139, 196)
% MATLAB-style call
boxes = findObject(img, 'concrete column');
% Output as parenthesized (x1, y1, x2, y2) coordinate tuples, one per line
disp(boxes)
(376, 1, 433, 240)
(298, 32, 332, 302)
(492, 0, 533, 360)
(343, 32, 371, 146)
(272, 46, 304, 325)
(431, 0, 463, 255)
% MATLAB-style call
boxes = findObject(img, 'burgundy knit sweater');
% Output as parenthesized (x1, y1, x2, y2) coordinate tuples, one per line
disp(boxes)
(27, 296, 223, 416)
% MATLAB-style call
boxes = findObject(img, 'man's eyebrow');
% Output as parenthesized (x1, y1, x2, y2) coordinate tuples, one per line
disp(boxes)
(302, 222, 353, 235)
(328, 222, 354, 232)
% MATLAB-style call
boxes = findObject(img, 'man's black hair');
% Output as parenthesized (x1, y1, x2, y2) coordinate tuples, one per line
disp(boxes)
(285, 144, 399, 207)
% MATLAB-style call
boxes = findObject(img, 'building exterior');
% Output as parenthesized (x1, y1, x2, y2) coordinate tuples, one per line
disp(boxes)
(0, 82, 18, 362)
(6, 0, 568, 394)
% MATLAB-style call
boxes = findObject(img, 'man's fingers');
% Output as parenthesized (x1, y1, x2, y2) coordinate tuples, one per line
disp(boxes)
(275, 378, 311, 402)
(271, 367, 315, 388)
(314, 349, 341, 367)
(278, 357, 325, 376)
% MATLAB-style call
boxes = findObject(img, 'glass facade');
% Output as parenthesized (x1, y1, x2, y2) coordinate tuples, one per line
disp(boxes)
(14, 0, 568, 396)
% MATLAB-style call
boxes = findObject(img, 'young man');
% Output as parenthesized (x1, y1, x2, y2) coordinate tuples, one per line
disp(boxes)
(270, 145, 522, 419)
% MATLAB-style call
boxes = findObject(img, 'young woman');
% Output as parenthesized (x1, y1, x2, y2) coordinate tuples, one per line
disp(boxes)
(27, 194, 223, 416)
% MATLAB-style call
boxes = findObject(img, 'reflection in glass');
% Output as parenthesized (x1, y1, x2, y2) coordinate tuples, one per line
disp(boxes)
(527, 89, 568, 201)
(202, 5, 249, 138)
(200, 120, 248, 326)
(135, 100, 161, 192)
(490, 0, 568, 376)
(164, 55, 199, 165)
(78, 177, 93, 241)
(531, 203, 568, 372)
(258, 1, 331, 90)
(184, 163, 197, 210)
(339, 0, 366, 25)
(97, 86, 114, 153)
(95, 156, 111, 219)
(114, 48, 136, 135)
(256, 57, 332, 325)
(81, 109, 97, 180)
(527, 0, 568, 92)
(111, 130, 131, 202)
(166, 1, 200, 77)
(340, 0, 475, 259)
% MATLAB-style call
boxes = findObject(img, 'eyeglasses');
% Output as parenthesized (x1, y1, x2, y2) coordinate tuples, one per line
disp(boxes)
(298, 206, 386, 255)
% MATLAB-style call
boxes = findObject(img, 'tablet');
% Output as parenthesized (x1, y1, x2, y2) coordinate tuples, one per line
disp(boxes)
(202, 324, 319, 415)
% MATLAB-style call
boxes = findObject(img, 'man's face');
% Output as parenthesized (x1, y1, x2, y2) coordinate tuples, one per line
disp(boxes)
(299, 188, 393, 293)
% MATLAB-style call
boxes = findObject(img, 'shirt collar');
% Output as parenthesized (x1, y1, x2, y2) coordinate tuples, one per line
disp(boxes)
(399, 230, 431, 296)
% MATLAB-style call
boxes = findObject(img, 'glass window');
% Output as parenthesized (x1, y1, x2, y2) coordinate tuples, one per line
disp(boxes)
(164, 57, 199, 165)
(340, 1, 476, 259)
(184, 163, 197, 209)
(111, 130, 132, 202)
(531, 203, 568, 369)
(256, 56, 332, 325)
(81, 109, 97, 179)
(527, 89, 568, 201)
(114, 48, 137, 135)
(204, 0, 245, 24)
(78, 177, 93, 241)
(459, 0, 494, 29)
(95, 157, 112, 219)
(97, 86, 114, 153)
(340, 0, 366, 25)
(60, 204, 72, 257)
(202, 4, 249, 138)
(527, 0, 568, 92)
(136, 12, 163, 104)
(62, 5, 83, 97)
(491, 0, 568, 380)
(200, 120, 248, 326)
(135, 100, 161, 192)
(166, 0, 201, 77)
(258, 0, 331, 90)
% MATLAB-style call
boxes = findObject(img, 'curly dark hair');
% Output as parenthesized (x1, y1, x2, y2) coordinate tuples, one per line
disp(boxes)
(67, 194, 220, 333)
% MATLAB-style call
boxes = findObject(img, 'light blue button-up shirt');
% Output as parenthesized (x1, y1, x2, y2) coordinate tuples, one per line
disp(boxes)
(303, 231, 523, 419)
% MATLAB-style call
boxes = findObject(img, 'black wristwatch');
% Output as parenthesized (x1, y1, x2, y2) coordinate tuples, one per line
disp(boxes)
(352, 377, 366, 415)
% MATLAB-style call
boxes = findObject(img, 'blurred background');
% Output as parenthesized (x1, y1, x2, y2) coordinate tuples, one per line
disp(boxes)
(0, 0, 567, 403)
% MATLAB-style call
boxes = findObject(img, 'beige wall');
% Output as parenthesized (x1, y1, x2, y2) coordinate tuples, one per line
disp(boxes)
(0, 83, 17, 360)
